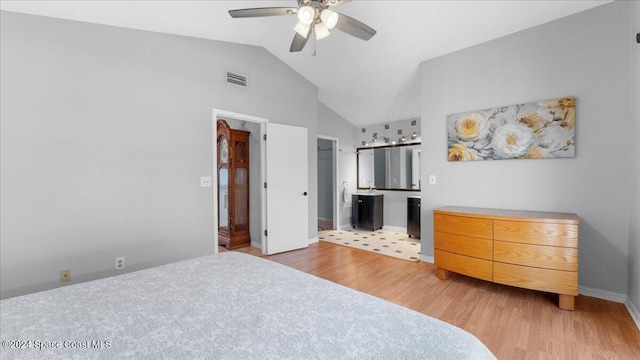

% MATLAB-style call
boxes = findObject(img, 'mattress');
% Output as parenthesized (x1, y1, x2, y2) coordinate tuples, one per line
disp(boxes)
(1, 252, 495, 359)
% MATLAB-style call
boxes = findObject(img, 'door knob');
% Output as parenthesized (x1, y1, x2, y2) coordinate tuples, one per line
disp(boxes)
(303, 192, 308, 196)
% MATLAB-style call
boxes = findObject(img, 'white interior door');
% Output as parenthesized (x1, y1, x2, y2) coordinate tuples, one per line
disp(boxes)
(264, 123, 308, 255)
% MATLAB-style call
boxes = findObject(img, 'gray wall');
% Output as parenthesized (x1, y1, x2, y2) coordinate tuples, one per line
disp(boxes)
(420, 1, 632, 296)
(0, 11, 318, 299)
(629, 1, 640, 314)
(317, 102, 357, 228)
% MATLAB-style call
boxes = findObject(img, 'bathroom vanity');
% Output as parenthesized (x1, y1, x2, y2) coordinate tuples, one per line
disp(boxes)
(407, 196, 421, 237)
(351, 193, 384, 231)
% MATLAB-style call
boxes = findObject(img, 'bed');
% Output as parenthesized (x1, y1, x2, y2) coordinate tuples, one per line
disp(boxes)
(1, 252, 495, 359)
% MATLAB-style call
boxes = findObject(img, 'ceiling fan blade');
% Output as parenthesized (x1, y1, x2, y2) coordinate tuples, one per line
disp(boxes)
(229, 7, 298, 18)
(335, 12, 376, 41)
(290, 26, 313, 52)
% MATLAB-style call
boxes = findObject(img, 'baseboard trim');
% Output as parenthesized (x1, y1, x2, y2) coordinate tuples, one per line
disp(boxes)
(578, 285, 627, 303)
(420, 255, 434, 263)
(250, 241, 261, 249)
(382, 225, 407, 233)
(308, 237, 318, 244)
(625, 299, 640, 330)
(338, 224, 352, 230)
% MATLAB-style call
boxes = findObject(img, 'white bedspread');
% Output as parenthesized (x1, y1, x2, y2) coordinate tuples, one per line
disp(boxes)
(1, 252, 495, 359)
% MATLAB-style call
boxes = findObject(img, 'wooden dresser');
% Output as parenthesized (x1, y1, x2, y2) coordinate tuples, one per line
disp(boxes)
(433, 206, 579, 310)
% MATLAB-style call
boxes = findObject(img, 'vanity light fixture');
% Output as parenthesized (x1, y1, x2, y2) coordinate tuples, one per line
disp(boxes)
(364, 134, 377, 147)
(365, 131, 420, 147)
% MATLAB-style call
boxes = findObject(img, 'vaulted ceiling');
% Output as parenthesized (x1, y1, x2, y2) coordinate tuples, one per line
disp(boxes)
(0, 1, 612, 126)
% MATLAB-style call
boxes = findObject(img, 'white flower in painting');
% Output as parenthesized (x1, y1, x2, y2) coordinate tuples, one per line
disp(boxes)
(452, 112, 490, 141)
(536, 123, 574, 155)
(490, 122, 536, 159)
(492, 113, 511, 127)
(493, 106, 518, 124)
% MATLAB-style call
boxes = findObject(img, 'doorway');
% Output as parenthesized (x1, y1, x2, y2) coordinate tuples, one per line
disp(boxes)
(212, 109, 310, 255)
(317, 136, 338, 231)
(219, 118, 261, 249)
(212, 110, 267, 254)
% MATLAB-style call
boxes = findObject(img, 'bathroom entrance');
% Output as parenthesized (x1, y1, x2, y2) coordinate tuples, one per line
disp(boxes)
(317, 136, 338, 231)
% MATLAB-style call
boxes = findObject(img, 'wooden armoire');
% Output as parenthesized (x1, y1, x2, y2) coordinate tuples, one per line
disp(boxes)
(217, 120, 250, 249)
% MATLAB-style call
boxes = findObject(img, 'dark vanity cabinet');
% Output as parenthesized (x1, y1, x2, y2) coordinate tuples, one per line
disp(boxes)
(407, 196, 421, 238)
(352, 194, 383, 231)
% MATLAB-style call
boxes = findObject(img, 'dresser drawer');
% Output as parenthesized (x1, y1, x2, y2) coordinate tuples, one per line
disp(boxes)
(494, 262, 578, 295)
(494, 241, 577, 271)
(434, 249, 493, 282)
(434, 214, 493, 239)
(435, 232, 493, 260)
(494, 220, 578, 248)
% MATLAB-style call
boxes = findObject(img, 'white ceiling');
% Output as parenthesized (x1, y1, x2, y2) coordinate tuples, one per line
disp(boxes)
(0, 0, 611, 126)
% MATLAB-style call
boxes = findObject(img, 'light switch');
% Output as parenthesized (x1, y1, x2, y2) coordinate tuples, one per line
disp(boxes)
(200, 176, 212, 187)
(428, 175, 437, 185)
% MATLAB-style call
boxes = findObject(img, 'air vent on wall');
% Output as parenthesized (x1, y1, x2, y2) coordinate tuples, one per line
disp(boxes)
(226, 71, 248, 88)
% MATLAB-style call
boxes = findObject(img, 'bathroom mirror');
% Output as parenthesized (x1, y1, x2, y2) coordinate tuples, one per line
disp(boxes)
(357, 143, 421, 191)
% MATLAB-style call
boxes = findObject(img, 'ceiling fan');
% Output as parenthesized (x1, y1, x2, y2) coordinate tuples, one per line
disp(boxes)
(229, 0, 377, 52)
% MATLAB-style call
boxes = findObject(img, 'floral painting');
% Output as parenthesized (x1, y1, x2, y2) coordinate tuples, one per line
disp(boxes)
(447, 96, 575, 161)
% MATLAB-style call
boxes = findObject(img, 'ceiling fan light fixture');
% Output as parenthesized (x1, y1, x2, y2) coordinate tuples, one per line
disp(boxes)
(315, 22, 330, 40)
(294, 22, 311, 38)
(297, 6, 315, 25)
(320, 9, 339, 29)
(229, 2, 377, 53)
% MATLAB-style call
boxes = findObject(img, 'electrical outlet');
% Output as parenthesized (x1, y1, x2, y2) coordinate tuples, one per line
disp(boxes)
(429, 175, 437, 185)
(60, 269, 71, 282)
(200, 176, 212, 187)
(115, 257, 125, 271)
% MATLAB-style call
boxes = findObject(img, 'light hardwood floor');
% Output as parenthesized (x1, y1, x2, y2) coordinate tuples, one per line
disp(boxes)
(227, 242, 640, 359)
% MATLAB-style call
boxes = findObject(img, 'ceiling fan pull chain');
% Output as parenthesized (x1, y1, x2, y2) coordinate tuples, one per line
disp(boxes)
(312, 31, 317, 57)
